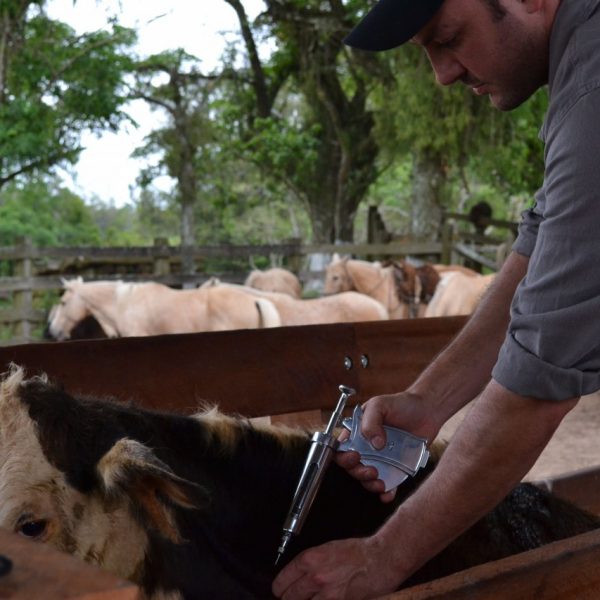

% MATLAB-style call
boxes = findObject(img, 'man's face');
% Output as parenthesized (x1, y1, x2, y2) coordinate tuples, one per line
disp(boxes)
(413, 0, 549, 110)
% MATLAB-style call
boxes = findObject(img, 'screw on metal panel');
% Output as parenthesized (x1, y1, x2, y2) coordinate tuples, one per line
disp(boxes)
(360, 354, 369, 368)
(344, 356, 353, 370)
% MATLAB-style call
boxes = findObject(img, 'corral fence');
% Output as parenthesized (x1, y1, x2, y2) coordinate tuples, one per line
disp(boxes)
(0, 212, 517, 345)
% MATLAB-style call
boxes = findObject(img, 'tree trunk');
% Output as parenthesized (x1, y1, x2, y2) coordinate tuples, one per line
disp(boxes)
(180, 197, 195, 277)
(410, 151, 446, 239)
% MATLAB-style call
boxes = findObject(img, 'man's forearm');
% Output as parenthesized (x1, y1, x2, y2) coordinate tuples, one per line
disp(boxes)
(375, 380, 578, 581)
(410, 252, 529, 425)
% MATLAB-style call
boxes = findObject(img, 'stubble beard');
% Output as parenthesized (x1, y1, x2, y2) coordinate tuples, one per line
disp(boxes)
(488, 18, 548, 111)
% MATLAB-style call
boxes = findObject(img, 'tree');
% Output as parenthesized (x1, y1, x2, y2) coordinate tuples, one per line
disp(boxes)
(221, 0, 385, 243)
(0, 177, 101, 246)
(372, 45, 547, 237)
(0, 1, 136, 188)
(131, 50, 221, 274)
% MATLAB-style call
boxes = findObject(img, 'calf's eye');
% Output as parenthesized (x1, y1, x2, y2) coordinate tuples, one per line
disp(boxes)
(19, 519, 48, 539)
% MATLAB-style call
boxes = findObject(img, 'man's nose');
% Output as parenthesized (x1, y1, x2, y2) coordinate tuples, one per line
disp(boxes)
(428, 51, 466, 86)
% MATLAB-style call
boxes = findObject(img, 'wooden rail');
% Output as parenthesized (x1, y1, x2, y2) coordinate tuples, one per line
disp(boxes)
(385, 527, 600, 599)
(0, 317, 467, 415)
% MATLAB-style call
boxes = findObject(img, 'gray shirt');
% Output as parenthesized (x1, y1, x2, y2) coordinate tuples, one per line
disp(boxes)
(492, 0, 600, 400)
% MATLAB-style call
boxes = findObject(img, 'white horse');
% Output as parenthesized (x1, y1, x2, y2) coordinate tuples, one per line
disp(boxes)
(47, 278, 281, 339)
(425, 271, 496, 317)
(324, 254, 483, 319)
(245, 268, 302, 298)
(202, 280, 388, 325)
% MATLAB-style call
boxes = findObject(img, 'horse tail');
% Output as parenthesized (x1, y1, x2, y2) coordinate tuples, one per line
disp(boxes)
(255, 299, 281, 328)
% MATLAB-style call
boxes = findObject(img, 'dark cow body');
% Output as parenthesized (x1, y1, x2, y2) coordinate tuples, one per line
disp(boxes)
(11, 376, 600, 599)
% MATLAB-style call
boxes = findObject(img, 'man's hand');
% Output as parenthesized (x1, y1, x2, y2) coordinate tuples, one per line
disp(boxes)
(335, 390, 442, 502)
(272, 535, 403, 600)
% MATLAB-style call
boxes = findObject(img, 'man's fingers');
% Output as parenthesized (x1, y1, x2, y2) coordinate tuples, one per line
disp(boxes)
(334, 449, 361, 469)
(379, 488, 397, 503)
(360, 400, 389, 450)
(280, 576, 319, 600)
(362, 478, 386, 494)
(346, 464, 380, 482)
(272, 557, 307, 598)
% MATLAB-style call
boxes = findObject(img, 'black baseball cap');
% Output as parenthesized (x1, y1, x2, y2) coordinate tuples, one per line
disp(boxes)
(344, 0, 445, 52)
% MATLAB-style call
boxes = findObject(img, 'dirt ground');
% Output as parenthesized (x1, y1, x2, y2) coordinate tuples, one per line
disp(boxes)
(438, 391, 600, 481)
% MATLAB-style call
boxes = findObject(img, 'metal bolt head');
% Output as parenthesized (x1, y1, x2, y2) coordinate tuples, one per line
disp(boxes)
(360, 354, 369, 368)
(344, 356, 353, 370)
(339, 385, 356, 397)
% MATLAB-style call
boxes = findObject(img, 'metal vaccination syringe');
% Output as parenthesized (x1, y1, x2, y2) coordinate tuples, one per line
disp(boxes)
(274, 384, 430, 566)
(275, 385, 355, 565)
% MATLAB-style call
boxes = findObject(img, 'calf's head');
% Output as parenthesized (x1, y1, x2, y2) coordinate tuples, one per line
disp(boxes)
(0, 366, 204, 584)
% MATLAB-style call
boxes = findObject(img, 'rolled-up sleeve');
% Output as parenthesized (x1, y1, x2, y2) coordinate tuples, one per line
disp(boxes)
(512, 190, 545, 258)
(493, 89, 600, 400)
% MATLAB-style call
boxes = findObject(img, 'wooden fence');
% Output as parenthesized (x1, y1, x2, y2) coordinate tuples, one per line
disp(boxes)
(0, 238, 445, 345)
(0, 211, 517, 345)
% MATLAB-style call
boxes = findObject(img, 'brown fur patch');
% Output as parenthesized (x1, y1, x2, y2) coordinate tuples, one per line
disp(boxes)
(193, 405, 306, 451)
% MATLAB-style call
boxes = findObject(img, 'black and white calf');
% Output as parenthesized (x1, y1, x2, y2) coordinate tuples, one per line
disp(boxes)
(0, 366, 597, 599)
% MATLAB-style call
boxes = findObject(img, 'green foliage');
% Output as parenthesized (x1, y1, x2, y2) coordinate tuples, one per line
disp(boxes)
(240, 116, 321, 186)
(0, 4, 136, 187)
(467, 90, 547, 196)
(0, 1, 550, 251)
(366, 43, 547, 233)
(0, 178, 101, 246)
(0, 178, 183, 250)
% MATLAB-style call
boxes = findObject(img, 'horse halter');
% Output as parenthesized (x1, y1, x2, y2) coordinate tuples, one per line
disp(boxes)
(388, 262, 423, 319)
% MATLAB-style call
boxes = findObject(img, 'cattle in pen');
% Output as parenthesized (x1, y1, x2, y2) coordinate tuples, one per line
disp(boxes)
(0, 367, 598, 600)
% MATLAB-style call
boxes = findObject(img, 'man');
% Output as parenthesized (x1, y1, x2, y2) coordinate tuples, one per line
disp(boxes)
(273, 0, 600, 598)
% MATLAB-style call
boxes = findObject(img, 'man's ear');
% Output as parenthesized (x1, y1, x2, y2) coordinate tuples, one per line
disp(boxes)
(96, 438, 208, 543)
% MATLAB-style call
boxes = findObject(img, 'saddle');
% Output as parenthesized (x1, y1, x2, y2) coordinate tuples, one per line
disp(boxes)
(387, 261, 441, 318)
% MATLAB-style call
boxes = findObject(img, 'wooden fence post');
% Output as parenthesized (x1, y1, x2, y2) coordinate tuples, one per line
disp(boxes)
(440, 222, 453, 265)
(286, 238, 304, 276)
(14, 236, 33, 342)
(153, 238, 171, 278)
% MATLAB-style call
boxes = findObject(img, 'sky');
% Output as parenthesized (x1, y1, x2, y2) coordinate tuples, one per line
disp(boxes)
(46, 0, 266, 207)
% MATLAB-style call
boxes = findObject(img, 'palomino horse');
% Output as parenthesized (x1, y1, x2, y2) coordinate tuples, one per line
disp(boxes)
(323, 255, 435, 319)
(47, 278, 281, 340)
(44, 303, 107, 341)
(202, 280, 388, 325)
(245, 267, 302, 298)
(425, 271, 496, 317)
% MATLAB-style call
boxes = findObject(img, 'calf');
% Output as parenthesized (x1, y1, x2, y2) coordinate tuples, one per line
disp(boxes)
(0, 366, 597, 599)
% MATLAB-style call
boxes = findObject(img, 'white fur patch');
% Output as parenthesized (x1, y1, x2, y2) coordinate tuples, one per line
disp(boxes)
(0, 366, 149, 584)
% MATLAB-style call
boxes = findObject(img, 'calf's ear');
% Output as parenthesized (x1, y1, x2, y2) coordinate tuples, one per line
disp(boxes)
(96, 438, 208, 543)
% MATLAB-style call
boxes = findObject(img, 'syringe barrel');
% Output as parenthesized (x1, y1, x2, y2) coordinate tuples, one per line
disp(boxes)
(281, 432, 337, 536)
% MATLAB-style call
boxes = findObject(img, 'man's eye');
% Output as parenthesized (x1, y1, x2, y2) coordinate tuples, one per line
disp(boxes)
(437, 36, 458, 49)
(18, 519, 48, 539)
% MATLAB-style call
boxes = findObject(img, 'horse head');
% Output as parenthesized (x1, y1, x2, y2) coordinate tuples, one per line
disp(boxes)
(323, 254, 353, 295)
(46, 278, 90, 341)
